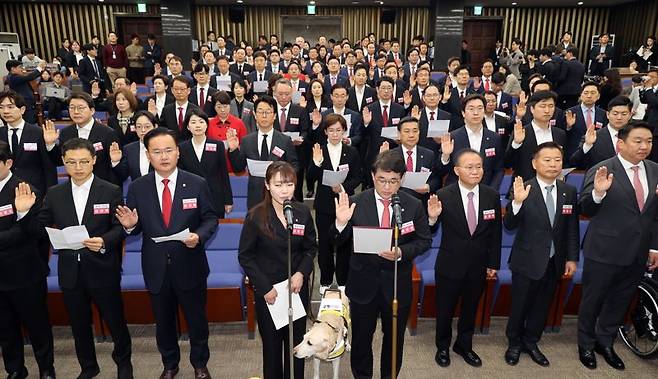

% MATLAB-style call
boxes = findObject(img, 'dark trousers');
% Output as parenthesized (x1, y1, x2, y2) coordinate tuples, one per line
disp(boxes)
(577, 258, 645, 349)
(46, 98, 66, 120)
(506, 259, 558, 348)
(254, 294, 306, 379)
(435, 273, 485, 351)
(350, 291, 410, 379)
(316, 212, 351, 286)
(149, 267, 209, 370)
(62, 278, 132, 376)
(0, 280, 54, 376)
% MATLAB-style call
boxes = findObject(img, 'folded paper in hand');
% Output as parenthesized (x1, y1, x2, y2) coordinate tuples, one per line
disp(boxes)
(322, 169, 349, 187)
(45, 225, 89, 250)
(247, 159, 273, 178)
(353, 227, 392, 254)
(267, 280, 306, 330)
(151, 228, 191, 243)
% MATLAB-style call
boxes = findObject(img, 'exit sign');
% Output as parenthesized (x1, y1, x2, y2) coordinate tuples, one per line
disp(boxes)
(137, 3, 147, 13)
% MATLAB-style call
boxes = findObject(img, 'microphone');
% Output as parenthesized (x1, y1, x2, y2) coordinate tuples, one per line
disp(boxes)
(391, 194, 403, 228)
(283, 199, 294, 230)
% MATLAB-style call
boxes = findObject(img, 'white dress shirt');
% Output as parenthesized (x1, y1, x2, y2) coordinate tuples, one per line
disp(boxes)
(512, 177, 557, 214)
(258, 129, 273, 156)
(327, 141, 342, 170)
(374, 189, 393, 227)
(6, 119, 25, 152)
(155, 168, 178, 212)
(76, 118, 95, 140)
(197, 85, 210, 105)
(175, 101, 189, 123)
(71, 174, 94, 224)
(0, 171, 13, 193)
(155, 93, 167, 117)
(458, 181, 480, 223)
(484, 114, 496, 133)
(139, 143, 149, 176)
(466, 125, 484, 153)
(355, 85, 365, 110)
(192, 137, 206, 162)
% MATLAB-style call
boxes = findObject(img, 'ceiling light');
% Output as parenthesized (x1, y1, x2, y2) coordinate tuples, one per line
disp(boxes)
(577, 1, 583, 4)
(511, 2, 517, 5)
(309, 1, 315, 4)
(237, 0, 243, 3)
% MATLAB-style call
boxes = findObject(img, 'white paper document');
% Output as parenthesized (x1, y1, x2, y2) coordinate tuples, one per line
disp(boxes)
(401, 171, 431, 189)
(353, 227, 392, 254)
(426, 120, 451, 137)
(151, 228, 191, 243)
(253, 80, 269, 93)
(381, 127, 399, 140)
(216, 77, 232, 91)
(292, 91, 303, 104)
(45, 225, 89, 250)
(283, 132, 301, 141)
(267, 280, 307, 330)
(247, 159, 273, 178)
(322, 169, 349, 187)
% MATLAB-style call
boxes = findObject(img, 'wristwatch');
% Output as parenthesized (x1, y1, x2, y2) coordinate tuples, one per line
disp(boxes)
(99, 241, 106, 254)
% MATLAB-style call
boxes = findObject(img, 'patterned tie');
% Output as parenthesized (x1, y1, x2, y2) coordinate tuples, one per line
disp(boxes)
(430, 111, 435, 121)
(161, 179, 172, 228)
(280, 108, 287, 131)
(631, 166, 645, 211)
(379, 199, 391, 228)
(466, 192, 477, 235)
(177, 107, 184, 131)
(382, 105, 389, 128)
(545, 185, 555, 257)
(199, 87, 205, 110)
(406, 150, 413, 172)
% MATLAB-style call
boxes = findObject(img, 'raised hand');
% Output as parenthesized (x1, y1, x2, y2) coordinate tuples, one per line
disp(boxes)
(130, 82, 137, 95)
(311, 108, 322, 126)
(42, 120, 59, 146)
(515, 92, 527, 119)
(14, 182, 36, 213)
(334, 191, 356, 226)
(379, 141, 390, 153)
(153, 63, 162, 76)
(512, 176, 531, 204)
(427, 194, 442, 219)
(312, 143, 323, 163)
(362, 106, 372, 126)
(593, 166, 613, 196)
(409, 74, 417, 89)
(473, 76, 482, 90)
(440, 134, 454, 158)
(316, 73, 324, 82)
(148, 98, 157, 115)
(298, 96, 307, 108)
(91, 82, 101, 98)
(565, 110, 576, 129)
(584, 124, 597, 146)
(512, 119, 525, 144)
(369, 66, 375, 80)
(38, 60, 47, 70)
(226, 128, 240, 152)
(115, 205, 139, 229)
(442, 81, 452, 101)
(411, 105, 421, 119)
(109, 142, 122, 163)
(403, 89, 412, 106)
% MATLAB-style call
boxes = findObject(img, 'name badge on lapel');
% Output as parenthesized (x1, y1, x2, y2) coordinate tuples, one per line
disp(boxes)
(400, 221, 415, 235)
(299, 88, 306, 93)
(595, 121, 603, 129)
(562, 204, 573, 215)
(93, 203, 110, 215)
(549, 119, 556, 127)
(485, 148, 496, 157)
(93, 142, 104, 151)
(365, 97, 373, 104)
(23, 142, 38, 151)
(502, 102, 509, 109)
(391, 117, 400, 125)
(497, 128, 506, 135)
(397, 97, 404, 103)
(292, 223, 305, 236)
(182, 198, 197, 210)
(272, 146, 285, 158)
(130, 124, 136, 132)
(290, 117, 299, 125)
(205, 143, 217, 152)
(243, 108, 252, 114)
(483, 209, 496, 220)
(338, 164, 349, 171)
(420, 167, 430, 173)
(0, 204, 14, 217)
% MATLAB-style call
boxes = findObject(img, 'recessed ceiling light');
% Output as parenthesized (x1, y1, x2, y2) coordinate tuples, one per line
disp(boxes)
(237, 0, 243, 3)
(577, 1, 583, 4)
(511, 2, 517, 5)
(310, 1, 315, 4)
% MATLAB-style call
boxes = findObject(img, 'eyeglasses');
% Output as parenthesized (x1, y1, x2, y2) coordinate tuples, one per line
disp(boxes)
(68, 105, 89, 112)
(64, 160, 92, 167)
(134, 124, 154, 131)
(148, 148, 176, 157)
(256, 110, 273, 116)
(375, 177, 400, 186)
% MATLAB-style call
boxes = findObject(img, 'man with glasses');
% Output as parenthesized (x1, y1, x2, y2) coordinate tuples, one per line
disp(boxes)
(311, 84, 364, 149)
(332, 150, 431, 378)
(227, 96, 298, 208)
(189, 64, 218, 117)
(159, 76, 200, 141)
(42, 92, 121, 186)
(16, 138, 133, 379)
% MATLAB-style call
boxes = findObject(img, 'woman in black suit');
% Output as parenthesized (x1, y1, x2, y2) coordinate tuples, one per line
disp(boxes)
(110, 110, 157, 183)
(301, 78, 331, 114)
(177, 108, 233, 218)
(238, 161, 317, 379)
(107, 88, 139, 147)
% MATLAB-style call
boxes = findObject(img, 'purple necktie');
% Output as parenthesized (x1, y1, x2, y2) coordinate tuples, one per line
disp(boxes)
(467, 192, 476, 235)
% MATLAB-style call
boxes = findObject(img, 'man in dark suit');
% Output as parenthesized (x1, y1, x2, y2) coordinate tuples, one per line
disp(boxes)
(428, 148, 501, 368)
(570, 95, 631, 169)
(322, 56, 349, 95)
(312, 84, 364, 149)
(564, 82, 608, 158)
(43, 92, 121, 186)
(538, 48, 559, 87)
(158, 76, 200, 141)
(577, 122, 658, 370)
(401, 49, 421, 83)
(189, 64, 218, 117)
(246, 52, 273, 99)
(115, 128, 218, 379)
(521, 79, 568, 132)
(229, 47, 253, 79)
(589, 33, 614, 76)
(143, 34, 162, 77)
(505, 91, 567, 185)
(209, 56, 241, 93)
(346, 65, 377, 113)
(331, 150, 431, 378)
(483, 91, 514, 148)
(490, 73, 514, 118)
(77, 44, 107, 94)
(227, 96, 298, 209)
(440, 94, 505, 191)
(265, 49, 286, 74)
(5, 60, 46, 123)
(555, 47, 585, 110)
(0, 141, 55, 379)
(639, 69, 658, 161)
(441, 65, 483, 129)
(503, 142, 579, 366)
(20, 138, 133, 379)
(383, 64, 409, 106)
(417, 84, 453, 157)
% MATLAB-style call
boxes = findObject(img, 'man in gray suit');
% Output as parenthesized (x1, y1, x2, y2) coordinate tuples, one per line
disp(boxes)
(227, 95, 298, 209)
(577, 121, 658, 371)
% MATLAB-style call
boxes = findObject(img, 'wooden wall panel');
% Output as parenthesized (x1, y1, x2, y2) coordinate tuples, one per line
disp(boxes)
(608, 0, 658, 64)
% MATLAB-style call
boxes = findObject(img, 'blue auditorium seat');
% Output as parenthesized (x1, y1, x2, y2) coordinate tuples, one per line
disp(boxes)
(229, 175, 249, 197)
(414, 226, 441, 306)
(565, 171, 585, 192)
(563, 220, 589, 303)
(207, 223, 242, 250)
(121, 253, 146, 290)
(230, 198, 248, 219)
(47, 254, 59, 292)
(490, 227, 516, 309)
(430, 71, 446, 83)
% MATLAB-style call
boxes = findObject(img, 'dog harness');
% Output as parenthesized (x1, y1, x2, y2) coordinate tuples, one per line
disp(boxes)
(317, 297, 351, 361)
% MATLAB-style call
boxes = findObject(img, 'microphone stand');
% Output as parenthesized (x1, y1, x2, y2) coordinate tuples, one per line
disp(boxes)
(286, 220, 295, 379)
(391, 221, 399, 378)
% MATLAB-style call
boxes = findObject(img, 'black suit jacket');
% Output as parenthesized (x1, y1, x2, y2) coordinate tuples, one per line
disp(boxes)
(556, 58, 586, 96)
(346, 85, 377, 113)
(178, 138, 233, 214)
(246, 70, 273, 96)
(434, 183, 502, 279)
(0, 175, 47, 291)
(504, 178, 580, 280)
(484, 113, 514, 149)
(31, 177, 124, 289)
(107, 115, 139, 147)
(441, 87, 481, 129)
(504, 124, 567, 183)
(539, 60, 560, 88)
(417, 108, 453, 157)
(589, 44, 614, 75)
(229, 62, 254, 79)
(209, 72, 241, 92)
(363, 101, 406, 166)
(113, 141, 152, 182)
(565, 105, 608, 158)
(307, 143, 362, 215)
(496, 91, 514, 118)
(188, 86, 218, 117)
(228, 130, 299, 209)
(640, 89, 658, 129)
(393, 145, 441, 204)
(126, 170, 218, 293)
(158, 102, 201, 141)
(77, 57, 107, 93)
(6, 70, 41, 109)
(569, 126, 617, 170)
(314, 108, 364, 147)
(579, 157, 658, 266)
(1, 123, 57, 194)
(331, 189, 431, 307)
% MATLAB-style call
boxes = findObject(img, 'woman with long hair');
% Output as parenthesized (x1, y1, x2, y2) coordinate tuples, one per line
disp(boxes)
(110, 110, 158, 182)
(107, 88, 139, 146)
(597, 68, 622, 109)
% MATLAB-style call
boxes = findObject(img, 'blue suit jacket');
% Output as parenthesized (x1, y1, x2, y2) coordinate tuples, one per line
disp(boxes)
(565, 104, 608, 158)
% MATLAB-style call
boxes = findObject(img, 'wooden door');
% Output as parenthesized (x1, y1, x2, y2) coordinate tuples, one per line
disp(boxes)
(463, 19, 501, 77)
(117, 17, 162, 46)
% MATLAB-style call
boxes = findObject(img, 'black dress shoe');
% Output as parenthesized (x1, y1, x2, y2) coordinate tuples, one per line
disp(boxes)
(118, 363, 134, 379)
(505, 346, 521, 366)
(194, 367, 211, 379)
(159, 367, 179, 379)
(305, 190, 314, 198)
(523, 346, 550, 367)
(75, 367, 100, 379)
(434, 348, 450, 367)
(7, 367, 28, 379)
(39, 368, 56, 379)
(453, 345, 482, 367)
(578, 347, 597, 369)
(594, 344, 625, 370)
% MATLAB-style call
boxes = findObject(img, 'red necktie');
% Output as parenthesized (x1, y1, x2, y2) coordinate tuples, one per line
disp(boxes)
(484, 79, 490, 91)
(161, 178, 172, 227)
(382, 105, 389, 128)
(280, 108, 287, 131)
(406, 150, 414, 172)
(199, 87, 205, 109)
(615, 133, 620, 153)
(177, 107, 184, 131)
(379, 199, 391, 228)
(430, 111, 435, 120)
(631, 166, 645, 211)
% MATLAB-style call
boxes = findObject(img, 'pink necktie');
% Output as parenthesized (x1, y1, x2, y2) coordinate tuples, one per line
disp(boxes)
(631, 166, 645, 211)
(379, 199, 391, 228)
(280, 108, 287, 131)
(406, 151, 413, 172)
(586, 109, 593, 128)
(467, 192, 477, 235)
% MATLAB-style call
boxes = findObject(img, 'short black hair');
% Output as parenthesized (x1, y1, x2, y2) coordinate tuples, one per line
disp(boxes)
(528, 90, 558, 107)
(607, 95, 632, 111)
(62, 138, 96, 158)
(454, 148, 482, 166)
(377, 76, 395, 87)
(617, 121, 654, 142)
(212, 91, 231, 106)
(396, 116, 419, 131)
(531, 78, 552, 92)
(0, 141, 12, 163)
(152, 75, 169, 86)
(5, 60, 21, 71)
(254, 95, 276, 111)
(143, 128, 177, 150)
(171, 76, 191, 88)
(67, 92, 95, 108)
(0, 90, 26, 108)
(533, 141, 563, 158)
(462, 94, 486, 111)
(183, 108, 209, 128)
(371, 149, 406, 176)
(581, 81, 600, 93)
(82, 43, 96, 53)
(491, 72, 506, 85)
(330, 84, 348, 95)
(566, 47, 579, 56)
(133, 110, 158, 126)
